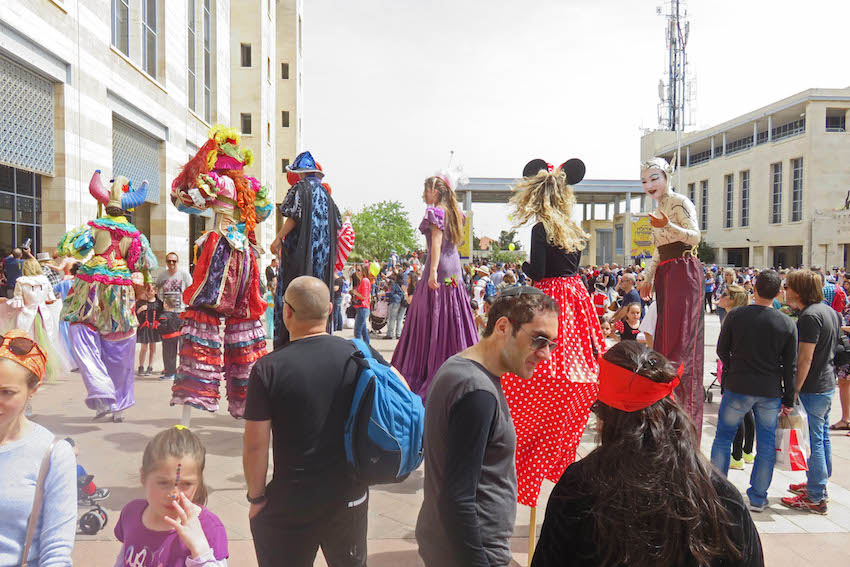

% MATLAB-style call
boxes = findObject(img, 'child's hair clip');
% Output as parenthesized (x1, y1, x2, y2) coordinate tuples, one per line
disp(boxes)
(174, 425, 189, 431)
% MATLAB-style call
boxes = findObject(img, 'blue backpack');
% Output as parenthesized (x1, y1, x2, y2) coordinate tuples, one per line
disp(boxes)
(344, 339, 425, 484)
(484, 279, 496, 298)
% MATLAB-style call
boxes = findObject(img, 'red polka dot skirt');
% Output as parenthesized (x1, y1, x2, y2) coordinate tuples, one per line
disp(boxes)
(502, 275, 606, 507)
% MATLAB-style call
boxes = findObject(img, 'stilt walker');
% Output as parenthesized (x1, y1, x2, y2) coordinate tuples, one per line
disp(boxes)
(169, 125, 273, 420)
(501, 159, 607, 562)
(59, 170, 157, 422)
(638, 157, 704, 439)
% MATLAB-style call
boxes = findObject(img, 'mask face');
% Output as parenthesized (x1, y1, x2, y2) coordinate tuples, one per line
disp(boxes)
(640, 168, 668, 201)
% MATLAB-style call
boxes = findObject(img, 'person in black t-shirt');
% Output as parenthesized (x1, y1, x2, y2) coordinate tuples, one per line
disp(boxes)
(332, 270, 344, 332)
(157, 297, 184, 380)
(243, 276, 400, 567)
(781, 269, 840, 514)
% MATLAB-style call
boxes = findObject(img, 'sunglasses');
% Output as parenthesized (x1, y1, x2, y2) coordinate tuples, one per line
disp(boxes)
(511, 322, 558, 352)
(167, 260, 177, 264)
(0, 334, 39, 356)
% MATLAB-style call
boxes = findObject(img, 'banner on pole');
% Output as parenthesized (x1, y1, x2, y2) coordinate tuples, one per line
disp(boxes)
(458, 210, 473, 262)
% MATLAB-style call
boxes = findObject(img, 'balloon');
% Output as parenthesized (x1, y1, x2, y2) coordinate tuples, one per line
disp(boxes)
(640, 260, 646, 268)
(508, 243, 515, 251)
(370, 262, 380, 277)
(286, 170, 300, 186)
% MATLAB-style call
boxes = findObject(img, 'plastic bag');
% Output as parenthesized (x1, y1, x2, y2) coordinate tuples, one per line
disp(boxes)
(776, 403, 809, 472)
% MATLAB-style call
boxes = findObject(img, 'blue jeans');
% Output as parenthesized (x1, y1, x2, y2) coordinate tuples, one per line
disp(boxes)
(799, 391, 833, 501)
(354, 307, 370, 345)
(333, 299, 343, 331)
(710, 391, 781, 507)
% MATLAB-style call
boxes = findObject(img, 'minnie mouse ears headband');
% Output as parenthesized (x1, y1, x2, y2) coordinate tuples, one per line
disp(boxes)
(522, 158, 586, 186)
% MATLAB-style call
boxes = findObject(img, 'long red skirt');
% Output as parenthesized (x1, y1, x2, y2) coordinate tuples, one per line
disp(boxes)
(502, 275, 606, 507)
(654, 255, 705, 442)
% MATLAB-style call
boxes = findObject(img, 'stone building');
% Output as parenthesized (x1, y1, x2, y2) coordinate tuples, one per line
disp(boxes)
(0, 0, 301, 270)
(641, 88, 850, 269)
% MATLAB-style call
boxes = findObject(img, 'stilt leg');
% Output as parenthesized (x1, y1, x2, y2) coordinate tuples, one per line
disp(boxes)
(528, 506, 537, 566)
(182, 404, 192, 428)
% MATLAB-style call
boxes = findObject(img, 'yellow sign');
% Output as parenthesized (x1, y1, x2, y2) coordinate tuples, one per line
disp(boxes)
(458, 210, 473, 261)
(630, 215, 654, 258)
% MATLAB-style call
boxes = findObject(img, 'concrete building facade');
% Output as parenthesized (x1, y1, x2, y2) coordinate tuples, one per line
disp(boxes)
(641, 88, 850, 269)
(1, 0, 300, 272)
(0, 0, 233, 270)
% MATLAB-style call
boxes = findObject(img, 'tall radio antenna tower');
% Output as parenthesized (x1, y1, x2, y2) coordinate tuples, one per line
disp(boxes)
(656, 0, 695, 132)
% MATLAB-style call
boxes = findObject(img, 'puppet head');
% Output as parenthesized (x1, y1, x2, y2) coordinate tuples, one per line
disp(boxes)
(89, 170, 148, 212)
(640, 157, 674, 201)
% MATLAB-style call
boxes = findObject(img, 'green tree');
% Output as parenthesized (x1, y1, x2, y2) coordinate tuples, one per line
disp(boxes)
(697, 240, 716, 264)
(350, 201, 418, 263)
(497, 229, 522, 251)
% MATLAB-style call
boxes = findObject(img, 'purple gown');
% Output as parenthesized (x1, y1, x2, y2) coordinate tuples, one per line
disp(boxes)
(391, 206, 478, 399)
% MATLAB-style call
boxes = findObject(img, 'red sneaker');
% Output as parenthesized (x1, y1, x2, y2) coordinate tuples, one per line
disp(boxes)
(788, 482, 829, 502)
(780, 493, 828, 515)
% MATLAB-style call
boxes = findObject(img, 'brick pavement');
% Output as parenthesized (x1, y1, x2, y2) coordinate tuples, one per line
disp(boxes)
(28, 314, 850, 566)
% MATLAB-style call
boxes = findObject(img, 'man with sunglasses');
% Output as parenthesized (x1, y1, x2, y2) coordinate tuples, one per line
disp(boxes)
(155, 252, 192, 313)
(417, 286, 559, 567)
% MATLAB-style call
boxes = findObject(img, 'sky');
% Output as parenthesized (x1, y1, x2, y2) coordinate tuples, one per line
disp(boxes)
(301, 0, 850, 247)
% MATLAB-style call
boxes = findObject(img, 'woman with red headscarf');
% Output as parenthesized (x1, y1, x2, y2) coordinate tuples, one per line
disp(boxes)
(532, 341, 764, 567)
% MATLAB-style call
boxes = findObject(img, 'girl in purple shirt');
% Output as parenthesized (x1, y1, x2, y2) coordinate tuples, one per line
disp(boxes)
(113, 427, 228, 567)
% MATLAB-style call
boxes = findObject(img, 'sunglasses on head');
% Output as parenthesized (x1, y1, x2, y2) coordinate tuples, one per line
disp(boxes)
(0, 334, 39, 357)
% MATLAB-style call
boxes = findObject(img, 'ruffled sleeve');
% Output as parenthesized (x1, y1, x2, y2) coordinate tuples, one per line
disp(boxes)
(170, 172, 226, 215)
(57, 224, 94, 259)
(279, 185, 302, 220)
(424, 206, 446, 231)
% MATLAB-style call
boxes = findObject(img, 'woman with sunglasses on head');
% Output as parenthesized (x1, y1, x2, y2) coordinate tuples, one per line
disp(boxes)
(0, 330, 77, 566)
(532, 341, 764, 567)
(501, 158, 607, 510)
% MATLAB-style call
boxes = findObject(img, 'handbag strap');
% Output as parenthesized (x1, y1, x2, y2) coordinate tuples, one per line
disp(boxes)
(21, 437, 57, 567)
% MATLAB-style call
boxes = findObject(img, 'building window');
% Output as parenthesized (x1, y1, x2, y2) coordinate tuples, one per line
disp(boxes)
(203, 0, 212, 122)
(111, 0, 130, 55)
(240, 113, 252, 135)
(700, 180, 708, 230)
(141, 0, 157, 77)
(267, 57, 271, 82)
(826, 109, 846, 132)
(615, 224, 624, 255)
(281, 158, 289, 173)
(267, 122, 270, 140)
(791, 157, 803, 222)
(0, 165, 42, 255)
(770, 162, 782, 224)
(281, 62, 289, 79)
(724, 174, 733, 228)
(113, 119, 160, 205)
(298, 16, 302, 54)
(688, 182, 695, 204)
(187, 0, 196, 111)
(240, 43, 252, 67)
(740, 170, 750, 228)
(281, 111, 290, 128)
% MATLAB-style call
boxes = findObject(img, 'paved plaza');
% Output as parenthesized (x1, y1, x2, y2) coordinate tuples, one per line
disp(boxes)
(31, 313, 850, 566)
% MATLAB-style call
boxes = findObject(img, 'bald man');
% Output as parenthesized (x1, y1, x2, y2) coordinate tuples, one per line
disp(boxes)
(243, 276, 394, 567)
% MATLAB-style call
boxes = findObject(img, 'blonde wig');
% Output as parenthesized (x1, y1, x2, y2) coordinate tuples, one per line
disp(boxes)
(510, 170, 588, 253)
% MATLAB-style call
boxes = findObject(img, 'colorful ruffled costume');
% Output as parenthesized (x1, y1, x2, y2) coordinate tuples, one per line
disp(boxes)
(58, 171, 157, 416)
(170, 124, 272, 418)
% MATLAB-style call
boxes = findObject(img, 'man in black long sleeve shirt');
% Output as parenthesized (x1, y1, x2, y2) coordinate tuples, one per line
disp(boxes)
(416, 287, 559, 567)
(709, 270, 797, 513)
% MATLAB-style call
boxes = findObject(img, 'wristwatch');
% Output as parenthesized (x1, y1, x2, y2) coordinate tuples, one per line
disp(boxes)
(246, 491, 267, 504)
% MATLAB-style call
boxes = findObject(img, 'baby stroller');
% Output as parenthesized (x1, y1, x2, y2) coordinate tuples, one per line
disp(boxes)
(370, 295, 388, 333)
(77, 474, 109, 535)
(705, 359, 723, 403)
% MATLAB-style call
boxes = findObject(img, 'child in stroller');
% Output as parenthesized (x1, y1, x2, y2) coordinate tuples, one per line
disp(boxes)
(65, 438, 110, 535)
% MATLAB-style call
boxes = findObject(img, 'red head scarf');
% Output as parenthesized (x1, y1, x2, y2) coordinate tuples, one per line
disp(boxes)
(597, 356, 682, 412)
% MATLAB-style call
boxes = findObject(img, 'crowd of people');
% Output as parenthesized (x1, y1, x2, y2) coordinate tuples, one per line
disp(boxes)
(1, 137, 846, 567)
